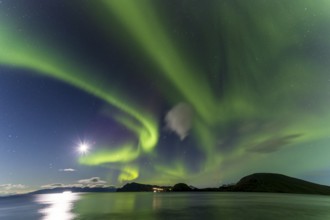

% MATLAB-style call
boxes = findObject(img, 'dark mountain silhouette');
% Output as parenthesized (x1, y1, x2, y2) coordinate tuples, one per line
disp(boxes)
(220, 173, 330, 195)
(118, 173, 330, 195)
(172, 183, 192, 192)
(116, 182, 172, 192)
(116, 182, 154, 192)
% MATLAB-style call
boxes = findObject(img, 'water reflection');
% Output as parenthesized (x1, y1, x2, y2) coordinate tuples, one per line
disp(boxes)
(34, 192, 80, 220)
(70, 192, 330, 220)
(74, 193, 137, 214)
(152, 194, 162, 210)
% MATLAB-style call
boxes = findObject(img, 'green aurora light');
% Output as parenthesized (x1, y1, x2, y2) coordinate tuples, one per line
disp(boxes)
(1, 0, 330, 185)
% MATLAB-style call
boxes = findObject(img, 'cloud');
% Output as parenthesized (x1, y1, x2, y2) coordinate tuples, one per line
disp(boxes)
(41, 183, 65, 189)
(0, 184, 27, 194)
(165, 103, 194, 140)
(78, 177, 107, 187)
(41, 183, 86, 189)
(58, 168, 76, 172)
(247, 134, 302, 153)
(41, 177, 108, 189)
(0, 184, 26, 190)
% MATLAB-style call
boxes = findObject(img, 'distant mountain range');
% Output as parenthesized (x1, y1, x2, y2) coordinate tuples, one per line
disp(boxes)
(4, 173, 330, 197)
(117, 173, 330, 195)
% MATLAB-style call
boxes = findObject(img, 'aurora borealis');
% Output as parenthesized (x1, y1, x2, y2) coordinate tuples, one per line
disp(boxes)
(1, 0, 330, 193)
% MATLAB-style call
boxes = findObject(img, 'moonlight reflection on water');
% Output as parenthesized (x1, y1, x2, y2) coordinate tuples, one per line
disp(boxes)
(34, 192, 80, 220)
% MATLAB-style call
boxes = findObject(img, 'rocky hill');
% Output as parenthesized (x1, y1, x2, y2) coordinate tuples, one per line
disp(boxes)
(221, 173, 330, 195)
(116, 182, 172, 192)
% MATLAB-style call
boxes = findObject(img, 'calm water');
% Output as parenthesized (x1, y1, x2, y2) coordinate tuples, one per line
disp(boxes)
(1, 192, 330, 220)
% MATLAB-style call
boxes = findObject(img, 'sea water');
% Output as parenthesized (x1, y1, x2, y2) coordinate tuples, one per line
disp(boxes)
(1, 192, 330, 220)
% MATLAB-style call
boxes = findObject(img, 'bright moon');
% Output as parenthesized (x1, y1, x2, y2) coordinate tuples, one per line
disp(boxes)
(78, 143, 89, 154)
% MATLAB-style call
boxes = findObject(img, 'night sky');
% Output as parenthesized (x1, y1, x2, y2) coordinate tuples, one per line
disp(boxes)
(1, 0, 330, 194)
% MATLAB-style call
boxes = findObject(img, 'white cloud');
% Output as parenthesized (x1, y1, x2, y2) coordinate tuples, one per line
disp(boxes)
(58, 168, 76, 172)
(0, 184, 27, 195)
(0, 184, 26, 190)
(41, 183, 64, 189)
(78, 177, 107, 187)
(41, 177, 108, 190)
(41, 183, 84, 189)
(165, 103, 194, 140)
